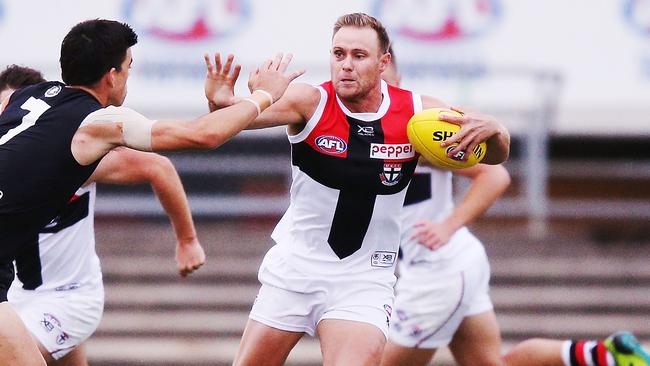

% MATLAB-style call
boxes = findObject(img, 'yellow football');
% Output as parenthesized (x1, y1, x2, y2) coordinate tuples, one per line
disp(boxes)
(407, 108, 487, 169)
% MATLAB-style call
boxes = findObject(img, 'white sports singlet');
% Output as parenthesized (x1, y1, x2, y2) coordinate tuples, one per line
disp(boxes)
(389, 165, 493, 348)
(8, 183, 103, 359)
(270, 80, 421, 281)
(252, 80, 422, 336)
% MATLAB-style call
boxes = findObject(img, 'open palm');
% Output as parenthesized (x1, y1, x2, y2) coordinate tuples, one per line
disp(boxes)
(204, 53, 241, 110)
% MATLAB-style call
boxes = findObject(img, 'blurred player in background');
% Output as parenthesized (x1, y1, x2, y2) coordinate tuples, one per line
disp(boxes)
(205, 12, 509, 366)
(0, 65, 45, 103)
(0, 19, 302, 365)
(1, 64, 204, 365)
(379, 47, 511, 366)
(381, 48, 650, 366)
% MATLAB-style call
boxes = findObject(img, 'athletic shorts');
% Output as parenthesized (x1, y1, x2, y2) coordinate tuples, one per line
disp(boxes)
(250, 246, 395, 338)
(8, 283, 104, 360)
(389, 233, 493, 349)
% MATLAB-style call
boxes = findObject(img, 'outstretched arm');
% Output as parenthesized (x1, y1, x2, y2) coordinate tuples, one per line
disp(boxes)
(71, 53, 304, 165)
(204, 53, 318, 130)
(88, 147, 205, 276)
(412, 163, 511, 250)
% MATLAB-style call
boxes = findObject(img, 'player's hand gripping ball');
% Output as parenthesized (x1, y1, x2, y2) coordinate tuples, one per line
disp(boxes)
(407, 108, 487, 169)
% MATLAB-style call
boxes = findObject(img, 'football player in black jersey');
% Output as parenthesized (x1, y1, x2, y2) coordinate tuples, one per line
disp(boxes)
(1, 65, 205, 365)
(0, 19, 303, 366)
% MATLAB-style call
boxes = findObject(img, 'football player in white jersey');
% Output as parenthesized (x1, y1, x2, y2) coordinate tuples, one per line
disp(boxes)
(380, 51, 650, 366)
(379, 51, 511, 366)
(204, 13, 510, 366)
(1, 65, 204, 365)
(0, 19, 302, 365)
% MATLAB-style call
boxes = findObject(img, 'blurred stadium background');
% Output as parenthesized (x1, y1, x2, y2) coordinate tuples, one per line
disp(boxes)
(1, 0, 649, 365)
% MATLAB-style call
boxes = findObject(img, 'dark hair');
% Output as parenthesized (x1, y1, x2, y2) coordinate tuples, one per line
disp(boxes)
(333, 13, 391, 54)
(60, 19, 138, 86)
(0, 65, 46, 92)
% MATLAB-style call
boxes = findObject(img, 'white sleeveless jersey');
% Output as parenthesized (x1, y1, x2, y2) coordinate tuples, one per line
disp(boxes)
(399, 165, 475, 267)
(9, 183, 102, 294)
(270, 80, 421, 281)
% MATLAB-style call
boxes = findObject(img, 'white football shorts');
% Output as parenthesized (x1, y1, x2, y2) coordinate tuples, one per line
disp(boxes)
(389, 231, 493, 349)
(250, 246, 395, 338)
(9, 283, 104, 360)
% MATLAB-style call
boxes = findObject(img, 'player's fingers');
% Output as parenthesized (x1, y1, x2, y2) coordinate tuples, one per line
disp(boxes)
(464, 140, 479, 159)
(422, 237, 437, 250)
(223, 54, 234, 75)
(438, 114, 465, 125)
(287, 69, 306, 82)
(232, 64, 242, 81)
(410, 230, 425, 242)
(452, 130, 479, 154)
(204, 53, 214, 73)
(450, 106, 466, 115)
(270, 53, 283, 71)
(214, 53, 223, 72)
(417, 232, 433, 245)
(179, 262, 202, 277)
(440, 130, 462, 147)
(179, 266, 189, 277)
(261, 58, 272, 70)
(248, 69, 258, 93)
(278, 53, 293, 72)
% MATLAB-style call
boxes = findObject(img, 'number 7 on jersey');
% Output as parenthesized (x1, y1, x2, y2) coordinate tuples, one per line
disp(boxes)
(0, 97, 51, 145)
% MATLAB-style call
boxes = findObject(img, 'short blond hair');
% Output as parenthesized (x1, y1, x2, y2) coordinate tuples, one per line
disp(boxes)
(333, 13, 391, 54)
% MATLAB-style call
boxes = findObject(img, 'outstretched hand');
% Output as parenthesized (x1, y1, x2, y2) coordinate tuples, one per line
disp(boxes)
(247, 53, 305, 103)
(437, 107, 501, 160)
(175, 237, 206, 277)
(204, 53, 241, 110)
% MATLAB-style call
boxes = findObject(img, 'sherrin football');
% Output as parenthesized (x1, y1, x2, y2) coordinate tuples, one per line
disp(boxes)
(406, 108, 487, 169)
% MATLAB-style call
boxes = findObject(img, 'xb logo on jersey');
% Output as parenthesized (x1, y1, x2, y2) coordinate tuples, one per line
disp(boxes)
(315, 135, 347, 155)
(40, 313, 61, 333)
(357, 125, 374, 136)
(371, 251, 397, 267)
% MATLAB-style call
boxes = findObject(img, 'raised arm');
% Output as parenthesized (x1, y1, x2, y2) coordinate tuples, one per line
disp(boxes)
(87, 147, 204, 276)
(412, 163, 511, 250)
(71, 53, 304, 165)
(421, 95, 510, 165)
(204, 53, 319, 130)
